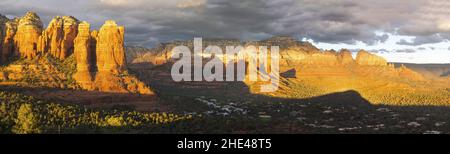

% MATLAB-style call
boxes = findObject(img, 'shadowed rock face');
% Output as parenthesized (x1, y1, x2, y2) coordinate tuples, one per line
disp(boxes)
(2, 21, 17, 62)
(14, 12, 43, 59)
(0, 15, 9, 62)
(39, 16, 79, 60)
(0, 15, 6, 49)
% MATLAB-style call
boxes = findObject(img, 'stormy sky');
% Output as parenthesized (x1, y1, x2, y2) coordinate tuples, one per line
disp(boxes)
(0, 0, 449, 63)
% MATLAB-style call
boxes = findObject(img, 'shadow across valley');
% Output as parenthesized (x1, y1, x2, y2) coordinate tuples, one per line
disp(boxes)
(0, 85, 166, 112)
(1, 62, 450, 133)
(127, 62, 450, 133)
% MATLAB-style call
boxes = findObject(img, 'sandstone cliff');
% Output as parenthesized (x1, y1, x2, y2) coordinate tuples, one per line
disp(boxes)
(337, 49, 354, 65)
(72, 21, 94, 89)
(0, 12, 153, 95)
(0, 15, 7, 47)
(39, 16, 79, 60)
(355, 50, 387, 66)
(2, 21, 17, 62)
(0, 14, 9, 62)
(96, 20, 126, 74)
(69, 20, 152, 94)
(14, 12, 43, 59)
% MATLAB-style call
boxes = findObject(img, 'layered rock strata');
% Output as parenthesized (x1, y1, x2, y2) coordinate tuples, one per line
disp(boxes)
(0, 12, 152, 94)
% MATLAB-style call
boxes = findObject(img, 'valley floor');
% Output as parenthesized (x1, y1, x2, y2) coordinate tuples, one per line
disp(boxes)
(2, 86, 450, 134)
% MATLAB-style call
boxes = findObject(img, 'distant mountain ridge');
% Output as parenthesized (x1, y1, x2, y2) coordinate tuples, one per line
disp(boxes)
(393, 63, 450, 80)
(127, 36, 426, 81)
(128, 36, 385, 66)
(125, 36, 450, 106)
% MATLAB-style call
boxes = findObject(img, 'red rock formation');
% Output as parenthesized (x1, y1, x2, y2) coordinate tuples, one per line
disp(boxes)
(73, 21, 94, 89)
(309, 50, 339, 66)
(94, 20, 128, 92)
(337, 49, 354, 65)
(39, 16, 79, 60)
(355, 50, 387, 66)
(1, 15, 16, 62)
(2, 21, 17, 62)
(13, 12, 43, 59)
(0, 15, 6, 56)
(0, 12, 153, 95)
(95, 20, 126, 74)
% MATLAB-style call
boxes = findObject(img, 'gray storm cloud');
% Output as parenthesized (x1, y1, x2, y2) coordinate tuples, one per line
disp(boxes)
(0, 0, 449, 47)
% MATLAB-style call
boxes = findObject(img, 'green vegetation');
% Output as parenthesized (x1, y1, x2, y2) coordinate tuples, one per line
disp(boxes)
(0, 91, 193, 134)
(45, 54, 78, 87)
(12, 103, 41, 134)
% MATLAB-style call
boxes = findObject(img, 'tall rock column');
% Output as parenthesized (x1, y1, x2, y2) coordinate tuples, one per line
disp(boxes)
(2, 21, 17, 62)
(60, 16, 78, 59)
(94, 20, 128, 93)
(73, 21, 94, 90)
(0, 15, 8, 62)
(13, 12, 43, 59)
(0, 15, 6, 47)
(96, 20, 126, 74)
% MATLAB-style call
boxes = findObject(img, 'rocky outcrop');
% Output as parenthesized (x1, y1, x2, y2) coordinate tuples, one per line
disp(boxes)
(92, 21, 152, 94)
(38, 16, 79, 60)
(338, 49, 354, 65)
(2, 20, 17, 60)
(95, 20, 126, 74)
(73, 21, 94, 89)
(0, 15, 7, 53)
(307, 50, 339, 66)
(2, 21, 17, 62)
(0, 12, 153, 95)
(355, 50, 387, 66)
(13, 12, 43, 59)
(125, 46, 152, 63)
(67, 20, 151, 94)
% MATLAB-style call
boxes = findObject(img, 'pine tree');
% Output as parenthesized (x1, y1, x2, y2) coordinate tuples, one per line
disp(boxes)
(12, 103, 41, 134)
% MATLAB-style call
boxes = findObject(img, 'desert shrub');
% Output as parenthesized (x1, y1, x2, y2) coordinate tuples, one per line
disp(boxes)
(45, 54, 78, 87)
(12, 103, 41, 134)
(105, 116, 126, 127)
(0, 91, 194, 134)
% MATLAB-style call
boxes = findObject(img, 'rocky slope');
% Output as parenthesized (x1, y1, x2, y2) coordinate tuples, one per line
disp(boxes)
(0, 12, 153, 95)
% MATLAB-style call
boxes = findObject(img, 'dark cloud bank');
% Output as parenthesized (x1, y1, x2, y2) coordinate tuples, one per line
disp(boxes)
(1, 0, 449, 47)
